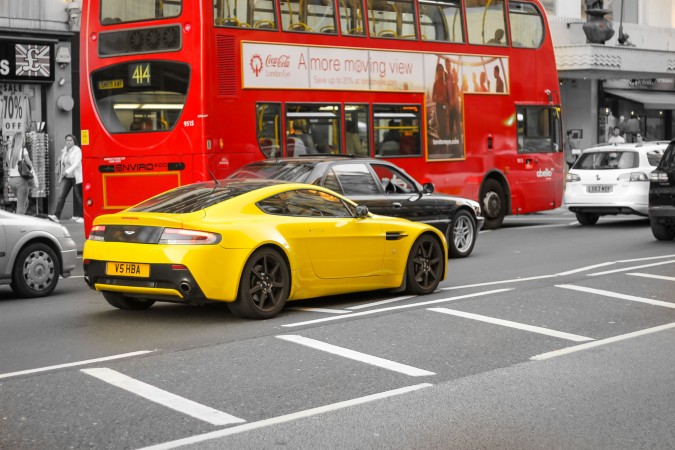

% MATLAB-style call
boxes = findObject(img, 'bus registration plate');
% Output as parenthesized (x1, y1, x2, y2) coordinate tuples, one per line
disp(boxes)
(588, 185, 612, 193)
(106, 262, 150, 277)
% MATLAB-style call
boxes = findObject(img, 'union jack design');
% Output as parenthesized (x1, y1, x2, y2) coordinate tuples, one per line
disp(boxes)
(15, 44, 51, 78)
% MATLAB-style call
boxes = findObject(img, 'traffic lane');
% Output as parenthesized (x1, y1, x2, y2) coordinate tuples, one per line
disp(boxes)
(0, 332, 432, 450)
(190, 327, 675, 450)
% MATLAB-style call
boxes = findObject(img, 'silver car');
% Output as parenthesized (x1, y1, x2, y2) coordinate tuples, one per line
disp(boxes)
(0, 211, 77, 297)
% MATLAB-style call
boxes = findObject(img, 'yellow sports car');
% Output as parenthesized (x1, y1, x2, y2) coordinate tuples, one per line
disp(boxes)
(83, 180, 447, 319)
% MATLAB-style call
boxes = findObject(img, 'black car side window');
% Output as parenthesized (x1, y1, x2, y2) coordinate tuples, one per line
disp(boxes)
(371, 164, 416, 194)
(332, 164, 380, 195)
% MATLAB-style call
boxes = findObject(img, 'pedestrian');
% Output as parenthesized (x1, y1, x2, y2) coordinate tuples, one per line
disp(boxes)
(607, 126, 625, 144)
(49, 134, 83, 223)
(6, 132, 38, 215)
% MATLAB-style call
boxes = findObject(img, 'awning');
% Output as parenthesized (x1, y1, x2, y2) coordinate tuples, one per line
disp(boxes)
(604, 89, 675, 110)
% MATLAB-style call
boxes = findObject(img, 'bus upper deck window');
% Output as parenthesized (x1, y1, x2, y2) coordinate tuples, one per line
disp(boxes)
(214, 0, 278, 29)
(368, 0, 417, 40)
(280, 0, 337, 33)
(508, 1, 544, 48)
(465, 0, 508, 46)
(419, 0, 464, 43)
(101, 0, 182, 24)
(340, 0, 366, 36)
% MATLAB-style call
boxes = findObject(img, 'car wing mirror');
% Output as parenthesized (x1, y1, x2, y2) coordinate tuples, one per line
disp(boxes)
(355, 205, 369, 218)
(422, 182, 435, 194)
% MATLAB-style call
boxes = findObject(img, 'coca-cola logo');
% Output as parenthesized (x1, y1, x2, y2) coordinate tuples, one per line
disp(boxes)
(265, 55, 290, 68)
(250, 54, 263, 77)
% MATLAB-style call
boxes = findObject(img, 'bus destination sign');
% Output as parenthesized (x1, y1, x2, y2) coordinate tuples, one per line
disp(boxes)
(129, 62, 151, 87)
(98, 79, 124, 90)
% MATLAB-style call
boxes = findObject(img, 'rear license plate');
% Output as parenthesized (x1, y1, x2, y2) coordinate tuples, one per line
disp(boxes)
(588, 185, 612, 193)
(106, 262, 150, 278)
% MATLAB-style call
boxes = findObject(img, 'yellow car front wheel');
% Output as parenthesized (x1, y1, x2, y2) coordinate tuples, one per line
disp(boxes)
(405, 234, 444, 295)
(228, 247, 290, 319)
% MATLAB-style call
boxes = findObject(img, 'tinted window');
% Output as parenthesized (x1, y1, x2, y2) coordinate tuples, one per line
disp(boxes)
(267, 189, 353, 217)
(647, 150, 664, 167)
(575, 151, 638, 170)
(229, 162, 314, 182)
(101, 0, 181, 24)
(91, 61, 189, 133)
(517, 106, 561, 154)
(371, 164, 417, 194)
(657, 144, 675, 171)
(331, 164, 380, 195)
(129, 181, 273, 213)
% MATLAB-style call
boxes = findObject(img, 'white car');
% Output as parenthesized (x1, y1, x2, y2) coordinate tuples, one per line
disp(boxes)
(565, 141, 667, 225)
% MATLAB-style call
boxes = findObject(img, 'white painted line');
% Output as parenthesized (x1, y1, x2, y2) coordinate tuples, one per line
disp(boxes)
(81, 368, 245, 426)
(627, 272, 675, 282)
(428, 308, 594, 342)
(286, 307, 351, 314)
(531, 322, 675, 360)
(440, 275, 554, 291)
(589, 259, 675, 276)
(347, 295, 415, 310)
(0, 350, 154, 380)
(618, 254, 675, 263)
(277, 335, 435, 376)
(282, 289, 512, 327)
(556, 284, 675, 309)
(501, 224, 569, 230)
(138, 383, 432, 450)
(555, 262, 615, 276)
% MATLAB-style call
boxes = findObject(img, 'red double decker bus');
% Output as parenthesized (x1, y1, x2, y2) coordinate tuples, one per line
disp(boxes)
(80, 0, 563, 232)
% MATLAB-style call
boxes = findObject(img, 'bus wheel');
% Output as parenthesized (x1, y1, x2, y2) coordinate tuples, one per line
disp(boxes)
(228, 248, 290, 319)
(481, 179, 506, 230)
(576, 212, 599, 226)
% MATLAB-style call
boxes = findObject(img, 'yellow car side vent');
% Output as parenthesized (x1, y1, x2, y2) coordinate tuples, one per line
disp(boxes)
(385, 231, 409, 241)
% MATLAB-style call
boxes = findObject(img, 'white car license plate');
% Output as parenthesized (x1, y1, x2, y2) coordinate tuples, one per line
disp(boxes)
(588, 185, 612, 193)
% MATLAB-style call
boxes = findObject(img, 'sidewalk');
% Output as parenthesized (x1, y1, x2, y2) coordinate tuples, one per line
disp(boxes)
(61, 219, 85, 255)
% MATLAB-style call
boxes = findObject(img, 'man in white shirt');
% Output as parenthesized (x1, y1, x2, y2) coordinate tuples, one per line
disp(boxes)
(607, 126, 625, 144)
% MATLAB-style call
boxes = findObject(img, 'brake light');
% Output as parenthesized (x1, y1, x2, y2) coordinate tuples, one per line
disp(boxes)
(158, 228, 221, 245)
(650, 171, 669, 182)
(566, 173, 580, 182)
(617, 172, 648, 182)
(88, 225, 106, 241)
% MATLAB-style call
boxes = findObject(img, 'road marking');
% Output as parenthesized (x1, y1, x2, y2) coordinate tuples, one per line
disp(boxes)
(440, 275, 555, 291)
(277, 335, 435, 376)
(531, 322, 675, 360)
(618, 254, 675, 263)
(555, 262, 615, 276)
(282, 289, 512, 327)
(286, 307, 351, 314)
(81, 368, 245, 426)
(556, 284, 675, 309)
(589, 259, 675, 276)
(0, 350, 153, 380)
(138, 383, 432, 450)
(627, 272, 675, 282)
(347, 295, 415, 310)
(502, 224, 569, 230)
(428, 308, 594, 342)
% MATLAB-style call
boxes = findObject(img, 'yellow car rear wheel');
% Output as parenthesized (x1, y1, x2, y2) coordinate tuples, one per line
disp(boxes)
(228, 247, 290, 319)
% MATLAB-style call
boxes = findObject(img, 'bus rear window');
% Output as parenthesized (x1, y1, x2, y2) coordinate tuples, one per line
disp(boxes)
(101, 0, 182, 25)
(91, 61, 189, 134)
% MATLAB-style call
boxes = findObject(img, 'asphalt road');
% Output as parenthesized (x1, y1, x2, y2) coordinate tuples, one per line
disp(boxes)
(1, 209, 674, 449)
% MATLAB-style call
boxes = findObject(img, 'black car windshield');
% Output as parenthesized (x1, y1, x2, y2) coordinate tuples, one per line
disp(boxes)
(128, 180, 283, 213)
(574, 151, 638, 170)
(229, 162, 315, 182)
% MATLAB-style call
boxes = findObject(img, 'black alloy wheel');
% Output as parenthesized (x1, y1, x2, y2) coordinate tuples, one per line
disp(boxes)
(405, 234, 444, 295)
(229, 247, 290, 319)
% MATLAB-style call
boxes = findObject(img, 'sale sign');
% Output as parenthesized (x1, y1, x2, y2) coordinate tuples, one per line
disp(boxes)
(0, 84, 31, 134)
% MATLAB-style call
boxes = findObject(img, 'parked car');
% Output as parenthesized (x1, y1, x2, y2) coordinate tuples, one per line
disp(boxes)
(0, 210, 77, 297)
(228, 156, 483, 258)
(564, 141, 667, 225)
(83, 180, 447, 319)
(648, 139, 675, 240)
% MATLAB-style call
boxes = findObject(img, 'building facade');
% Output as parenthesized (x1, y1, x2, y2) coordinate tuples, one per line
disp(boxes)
(545, 0, 675, 161)
(0, 0, 80, 216)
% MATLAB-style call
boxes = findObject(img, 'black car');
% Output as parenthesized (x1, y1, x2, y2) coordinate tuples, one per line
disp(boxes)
(649, 139, 675, 240)
(229, 156, 483, 258)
